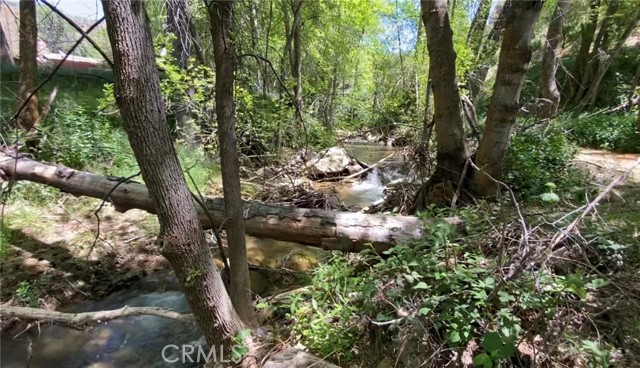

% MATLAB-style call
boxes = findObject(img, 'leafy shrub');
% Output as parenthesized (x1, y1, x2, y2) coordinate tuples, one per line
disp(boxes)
(559, 113, 640, 153)
(280, 219, 598, 366)
(505, 126, 577, 196)
(38, 101, 128, 169)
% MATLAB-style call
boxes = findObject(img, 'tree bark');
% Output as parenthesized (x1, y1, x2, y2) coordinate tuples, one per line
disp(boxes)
(412, 0, 469, 212)
(0, 152, 461, 253)
(291, 0, 303, 117)
(0, 305, 192, 329)
(16, 0, 40, 133)
(166, 0, 198, 147)
(573, 3, 640, 116)
(206, 0, 254, 326)
(0, 17, 14, 65)
(100, 0, 245, 353)
(468, 1, 508, 102)
(570, 0, 599, 102)
(466, 0, 492, 53)
(538, 0, 569, 119)
(474, 0, 544, 196)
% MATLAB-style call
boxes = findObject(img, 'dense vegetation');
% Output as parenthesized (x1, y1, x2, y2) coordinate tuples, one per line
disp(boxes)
(1, 0, 639, 367)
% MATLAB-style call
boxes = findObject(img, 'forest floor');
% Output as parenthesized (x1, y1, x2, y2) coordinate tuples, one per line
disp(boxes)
(1, 148, 639, 366)
(1, 148, 638, 307)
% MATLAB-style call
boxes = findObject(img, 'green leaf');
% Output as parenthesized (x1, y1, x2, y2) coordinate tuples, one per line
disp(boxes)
(498, 291, 515, 303)
(482, 332, 503, 353)
(419, 307, 431, 315)
(484, 277, 495, 288)
(472, 353, 493, 368)
(414, 281, 429, 290)
(540, 192, 560, 203)
(448, 330, 461, 344)
(587, 278, 609, 289)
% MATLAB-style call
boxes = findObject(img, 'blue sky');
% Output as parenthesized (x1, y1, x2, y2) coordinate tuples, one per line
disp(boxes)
(8, 0, 104, 20)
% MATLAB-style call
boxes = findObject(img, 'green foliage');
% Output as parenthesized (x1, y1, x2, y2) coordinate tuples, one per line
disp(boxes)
(0, 225, 12, 261)
(16, 281, 39, 307)
(559, 113, 640, 153)
(38, 101, 123, 169)
(505, 126, 577, 196)
(278, 217, 598, 366)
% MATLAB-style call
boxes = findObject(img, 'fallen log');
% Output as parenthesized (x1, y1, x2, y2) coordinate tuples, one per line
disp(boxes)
(0, 305, 192, 329)
(0, 152, 460, 252)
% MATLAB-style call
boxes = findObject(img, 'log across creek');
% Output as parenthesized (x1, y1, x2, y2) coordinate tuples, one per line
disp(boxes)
(0, 151, 460, 252)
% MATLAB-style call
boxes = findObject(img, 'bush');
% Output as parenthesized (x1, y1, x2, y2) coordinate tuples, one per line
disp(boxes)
(505, 126, 577, 196)
(38, 100, 131, 170)
(559, 113, 640, 153)
(278, 219, 599, 367)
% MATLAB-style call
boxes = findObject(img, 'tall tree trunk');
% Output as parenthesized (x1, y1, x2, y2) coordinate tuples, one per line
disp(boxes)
(468, 1, 508, 102)
(206, 0, 254, 326)
(0, 20, 13, 65)
(573, 0, 617, 105)
(538, 0, 569, 119)
(291, 0, 303, 117)
(100, 0, 245, 353)
(570, 0, 599, 101)
(262, 0, 274, 97)
(466, 0, 492, 53)
(166, 0, 197, 147)
(474, 0, 543, 196)
(573, 3, 640, 116)
(411, 0, 469, 212)
(16, 0, 40, 133)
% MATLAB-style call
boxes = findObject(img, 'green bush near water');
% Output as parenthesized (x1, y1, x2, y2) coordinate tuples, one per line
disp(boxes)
(559, 113, 640, 153)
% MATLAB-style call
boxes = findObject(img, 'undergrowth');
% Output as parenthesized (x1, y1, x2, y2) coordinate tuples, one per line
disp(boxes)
(266, 198, 639, 367)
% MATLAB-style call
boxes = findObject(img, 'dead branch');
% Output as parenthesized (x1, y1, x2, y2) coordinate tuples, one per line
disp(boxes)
(0, 305, 193, 329)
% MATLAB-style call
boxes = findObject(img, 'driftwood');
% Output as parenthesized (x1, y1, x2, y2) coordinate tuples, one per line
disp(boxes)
(0, 305, 192, 328)
(0, 151, 460, 252)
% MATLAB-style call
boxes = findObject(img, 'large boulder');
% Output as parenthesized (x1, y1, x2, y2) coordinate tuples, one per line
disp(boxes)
(305, 146, 363, 179)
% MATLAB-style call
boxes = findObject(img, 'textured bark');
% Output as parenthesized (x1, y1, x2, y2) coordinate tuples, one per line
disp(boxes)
(206, 0, 254, 326)
(16, 0, 40, 133)
(0, 305, 191, 329)
(412, 0, 469, 212)
(573, 3, 640, 116)
(0, 19, 13, 65)
(291, 0, 303, 117)
(538, 0, 569, 119)
(474, 0, 543, 196)
(166, 0, 197, 147)
(100, 0, 244, 352)
(570, 0, 599, 101)
(0, 152, 461, 253)
(466, 0, 492, 53)
(468, 1, 508, 102)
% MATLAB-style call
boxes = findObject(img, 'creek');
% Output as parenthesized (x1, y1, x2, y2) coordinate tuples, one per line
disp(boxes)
(1, 143, 406, 368)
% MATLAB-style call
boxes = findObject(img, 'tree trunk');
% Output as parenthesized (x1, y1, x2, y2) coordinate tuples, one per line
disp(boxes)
(468, 1, 508, 102)
(206, 0, 254, 326)
(166, 0, 197, 147)
(0, 152, 461, 253)
(570, 0, 599, 102)
(474, 0, 543, 196)
(16, 0, 40, 133)
(291, 0, 303, 117)
(0, 20, 13, 65)
(412, 0, 469, 212)
(538, 0, 569, 119)
(466, 0, 492, 53)
(100, 0, 245, 353)
(573, 2, 640, 116)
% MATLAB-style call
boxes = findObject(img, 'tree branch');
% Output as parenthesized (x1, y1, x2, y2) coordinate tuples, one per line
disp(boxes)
(0, 305, 193, 329)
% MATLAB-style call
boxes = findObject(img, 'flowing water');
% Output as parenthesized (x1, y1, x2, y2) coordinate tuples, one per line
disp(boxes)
(0, 143, 403, 367)
(331, 143, 406, 208)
